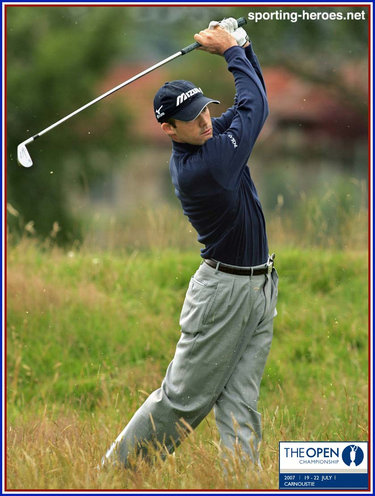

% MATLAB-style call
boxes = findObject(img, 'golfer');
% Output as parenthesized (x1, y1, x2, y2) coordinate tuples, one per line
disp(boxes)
(104, 19, 278, 469)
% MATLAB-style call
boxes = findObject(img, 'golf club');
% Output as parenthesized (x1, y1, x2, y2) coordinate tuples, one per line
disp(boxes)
(17, 16, 247, 168)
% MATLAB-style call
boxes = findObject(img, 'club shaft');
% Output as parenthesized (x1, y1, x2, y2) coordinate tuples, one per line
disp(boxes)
(33, 51, 183, 140)
(26, 15, 247, 143)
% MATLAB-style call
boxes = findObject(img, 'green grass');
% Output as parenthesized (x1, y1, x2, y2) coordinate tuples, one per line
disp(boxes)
(6, 240, 368, 489)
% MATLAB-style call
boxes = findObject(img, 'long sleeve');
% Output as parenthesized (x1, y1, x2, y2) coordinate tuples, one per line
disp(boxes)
(202, 45, 268, 190)
(212, 43, 266, 135)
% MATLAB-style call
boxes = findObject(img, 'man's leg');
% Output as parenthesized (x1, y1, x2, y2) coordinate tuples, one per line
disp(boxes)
(103, 263, 268, 467)
(214, 269, 278, 465)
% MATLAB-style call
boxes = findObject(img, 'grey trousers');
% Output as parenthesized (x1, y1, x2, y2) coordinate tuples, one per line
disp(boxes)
(104, 260, 278, 467)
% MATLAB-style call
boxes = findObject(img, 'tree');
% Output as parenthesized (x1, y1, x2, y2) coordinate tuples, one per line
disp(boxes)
(6, 6, 132, 244)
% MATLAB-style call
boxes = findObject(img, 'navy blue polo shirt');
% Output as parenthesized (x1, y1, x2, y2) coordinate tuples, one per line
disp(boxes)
(169, 44, 269, 267)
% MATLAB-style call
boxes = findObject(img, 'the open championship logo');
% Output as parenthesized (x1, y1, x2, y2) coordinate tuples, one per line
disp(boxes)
(280, 442, 368, 490)
(342, 445, 364, 467)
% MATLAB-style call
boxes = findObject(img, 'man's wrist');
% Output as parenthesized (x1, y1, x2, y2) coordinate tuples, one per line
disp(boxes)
(223, 44, 242, 58)
(220, 41, 237, 55)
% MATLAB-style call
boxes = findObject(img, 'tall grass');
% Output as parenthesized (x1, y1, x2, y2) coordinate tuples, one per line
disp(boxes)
(6, 212, 368, 490)
(6, 182, 368, 489)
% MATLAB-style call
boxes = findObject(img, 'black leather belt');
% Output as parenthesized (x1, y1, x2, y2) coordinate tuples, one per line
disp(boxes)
(204, 255, 275, 276)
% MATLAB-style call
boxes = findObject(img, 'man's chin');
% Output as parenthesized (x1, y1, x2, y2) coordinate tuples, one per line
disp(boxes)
(199, 131, 212, 144)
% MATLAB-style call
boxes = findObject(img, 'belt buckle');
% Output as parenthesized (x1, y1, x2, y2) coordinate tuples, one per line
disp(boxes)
(267, 253, 275, 274)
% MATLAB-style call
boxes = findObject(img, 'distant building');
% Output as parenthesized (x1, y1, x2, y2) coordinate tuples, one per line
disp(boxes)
(101, 61, 367, 145)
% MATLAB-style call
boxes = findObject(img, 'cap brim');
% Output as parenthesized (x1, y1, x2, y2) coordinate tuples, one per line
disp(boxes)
(170, 96, 220, 122)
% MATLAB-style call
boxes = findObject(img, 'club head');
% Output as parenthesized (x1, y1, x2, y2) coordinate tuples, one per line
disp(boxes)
(17, 141, 33, 168)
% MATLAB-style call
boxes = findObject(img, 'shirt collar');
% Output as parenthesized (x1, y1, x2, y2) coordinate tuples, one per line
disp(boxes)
(172, 140, 201, 154)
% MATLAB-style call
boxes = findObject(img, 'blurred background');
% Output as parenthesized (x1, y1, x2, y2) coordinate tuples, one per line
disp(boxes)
(6, 5, 368, 251)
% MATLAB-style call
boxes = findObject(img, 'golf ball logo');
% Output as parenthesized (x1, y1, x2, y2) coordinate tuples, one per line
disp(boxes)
(342, 445, 364, 467)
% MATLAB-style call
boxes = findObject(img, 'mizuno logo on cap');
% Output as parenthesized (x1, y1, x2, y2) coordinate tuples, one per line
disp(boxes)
(155, 105, 165, 120)
(176, 87, 202, 107)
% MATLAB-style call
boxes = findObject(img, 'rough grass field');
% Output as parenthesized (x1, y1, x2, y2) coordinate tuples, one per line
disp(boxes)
(6, 235, 368, 490)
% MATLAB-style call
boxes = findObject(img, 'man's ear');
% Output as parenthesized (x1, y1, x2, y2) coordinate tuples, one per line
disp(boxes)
(161, 122, 176, 138)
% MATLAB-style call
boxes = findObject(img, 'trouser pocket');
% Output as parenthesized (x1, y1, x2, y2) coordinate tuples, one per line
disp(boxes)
(179, 276, 218, 334)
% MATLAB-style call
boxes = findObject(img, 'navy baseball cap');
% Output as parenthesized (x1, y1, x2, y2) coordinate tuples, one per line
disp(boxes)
(153, 80, 220, 123)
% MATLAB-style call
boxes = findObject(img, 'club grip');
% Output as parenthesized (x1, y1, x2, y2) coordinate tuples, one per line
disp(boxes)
(237, 16, 247, 28)
(180, 16, 247, 55)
